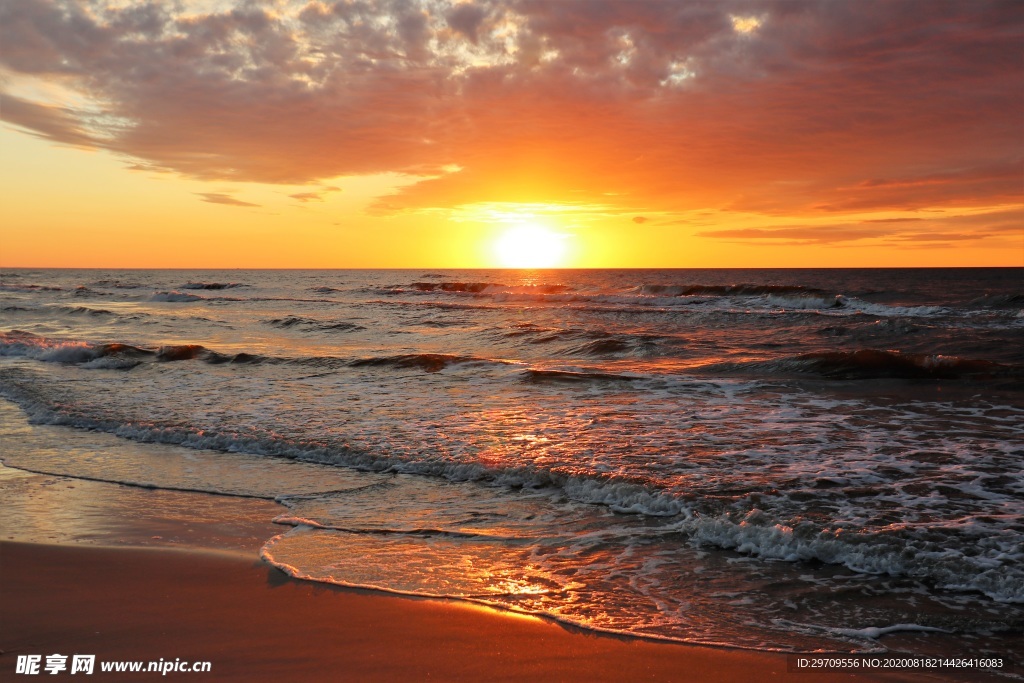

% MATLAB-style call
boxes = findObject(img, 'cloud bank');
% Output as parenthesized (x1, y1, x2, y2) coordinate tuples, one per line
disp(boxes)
(2, 0, 1020, 238)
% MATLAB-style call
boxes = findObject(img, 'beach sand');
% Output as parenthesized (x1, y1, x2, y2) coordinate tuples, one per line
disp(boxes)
(2, 539, 971, 683)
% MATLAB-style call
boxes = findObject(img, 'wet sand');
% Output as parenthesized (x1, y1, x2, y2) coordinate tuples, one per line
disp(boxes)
(1, 540, 952, 682)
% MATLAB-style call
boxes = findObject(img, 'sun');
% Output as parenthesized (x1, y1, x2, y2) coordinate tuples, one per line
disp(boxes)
(493, 224, 567, 268)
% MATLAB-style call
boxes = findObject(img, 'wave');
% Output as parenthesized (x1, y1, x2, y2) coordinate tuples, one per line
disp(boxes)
(968, 293, 1024, 309)
(150, 290, 256, 303)
(55, 305, 117, 317)
(0, 331, 152, 369)
(502, 324, 666, 354)
(0, 379, 683, 517)
(407, 281, 572, 294)
(265, 316, 365, 333)
(152, 344, 209, 362)
(91, 279, 145, 289)
(11, 304, 148, 322)
(629, 284, 951, 315)
(348, 353, 509, 373)
(370, 299, 502, 312)
(714, 349, 1019, 380)
(843, 301, 948, 317)
(567, 338, 632, 355)
(0, 331, 265, 369)
(764, 294, 846, 309)
(181, 281, 247, 290)
(381, 285, 950, 317)
(208, 351, 264, 364)
(567, 335, 667, 357)
(678, 512, 1022, 603)
(150, 291, 206, 302)
(0, 332, 513, 374)
(253, 296, 338, 304)
(72, 286, 110, 297)
(522, 368, 639, 383)
(638, 284, 829, 297)
(0, 283, 62, 292)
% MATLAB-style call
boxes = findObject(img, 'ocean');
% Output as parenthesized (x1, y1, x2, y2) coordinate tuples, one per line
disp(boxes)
(1, 268, 1021, 657)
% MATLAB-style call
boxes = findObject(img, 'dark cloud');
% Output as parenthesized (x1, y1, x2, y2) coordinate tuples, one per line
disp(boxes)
(446, 3, 489, 44)
(197, 193, 259, 207)
(0, 0, 1020, 223)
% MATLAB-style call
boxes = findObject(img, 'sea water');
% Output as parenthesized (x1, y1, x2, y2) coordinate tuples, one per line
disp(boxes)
(1, 268, 1021, 654)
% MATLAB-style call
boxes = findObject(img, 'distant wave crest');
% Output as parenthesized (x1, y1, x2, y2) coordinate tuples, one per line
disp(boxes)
(712, 349, 1019, 380)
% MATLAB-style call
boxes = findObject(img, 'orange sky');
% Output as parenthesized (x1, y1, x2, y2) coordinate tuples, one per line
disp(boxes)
(1, 0, 1021, 268)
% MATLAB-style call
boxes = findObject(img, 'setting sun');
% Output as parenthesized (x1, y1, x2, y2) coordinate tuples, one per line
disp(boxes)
(493, 224, 568, 268)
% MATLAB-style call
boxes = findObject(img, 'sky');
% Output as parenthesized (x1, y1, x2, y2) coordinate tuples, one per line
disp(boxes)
(1, 0, 1021, 268)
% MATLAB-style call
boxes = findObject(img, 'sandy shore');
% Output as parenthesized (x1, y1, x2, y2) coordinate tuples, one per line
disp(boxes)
(1, 541, 956, 683)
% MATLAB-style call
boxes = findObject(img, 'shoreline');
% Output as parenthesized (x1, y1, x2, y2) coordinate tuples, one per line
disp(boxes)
(1, 540, 947, 682)
(0, 406, 1015, 682)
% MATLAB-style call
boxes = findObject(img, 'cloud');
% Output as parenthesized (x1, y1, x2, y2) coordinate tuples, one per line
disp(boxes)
(289, 186, 342, 202)
(696, 207, 1023, 246)
(890, 233, 990, 242)
(810, 162, 1024, 212)
(632, 216, 648, 224)
(289, 192, 323, 202)
(446, 3, 489, 44)
(196, 193, 259, 207)
(696, 225, 886, 243)
(0, 0, 1020, 226)
(0, 94, 97, 149)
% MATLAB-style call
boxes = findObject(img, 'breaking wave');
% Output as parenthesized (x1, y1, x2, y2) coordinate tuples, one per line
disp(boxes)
(0, 331, 264, 369)
(181, 282, 247, 290)
(0, 332, 526, 375)
(150, 291, 207, 302)
(348, 353, 511, 373)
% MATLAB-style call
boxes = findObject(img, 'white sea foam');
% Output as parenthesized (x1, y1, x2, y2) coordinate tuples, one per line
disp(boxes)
(1, 335, 103, 364)
(4, 378, 1020, 605)
(150, 291, 205, 302)
(795, 623, 952, 639)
